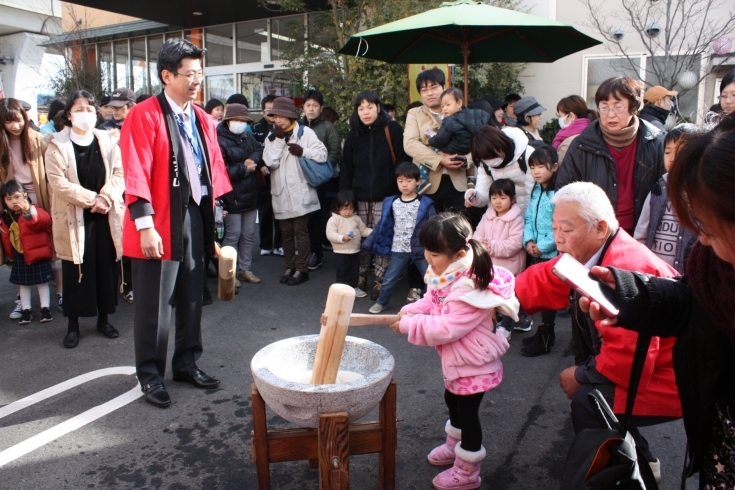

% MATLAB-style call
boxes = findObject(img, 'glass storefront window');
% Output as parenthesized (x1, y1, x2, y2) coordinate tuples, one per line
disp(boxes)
(114, 40, 130, 89)
(131, 37, 147, 95)
(236, 20, 268, 64)
(645, 55, 701, 121)
(271, 15, 303, 61)
(205, 24, 234, 67)
(585, 57, 641, 109)
(98, 42, 113, 94)
(207, 75, 235, 102)
(164, 31, 183, 41)
(148, 35, 164, 95)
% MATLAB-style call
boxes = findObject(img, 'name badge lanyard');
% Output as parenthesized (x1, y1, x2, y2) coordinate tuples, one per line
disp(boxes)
(175, 108, 209, 196)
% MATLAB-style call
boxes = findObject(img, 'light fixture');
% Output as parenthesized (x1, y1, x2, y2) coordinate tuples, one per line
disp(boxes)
(193, 11, 203, 16)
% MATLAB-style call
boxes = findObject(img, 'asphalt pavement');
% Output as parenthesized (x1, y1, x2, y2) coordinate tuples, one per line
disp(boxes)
(0, 244, 696, 489)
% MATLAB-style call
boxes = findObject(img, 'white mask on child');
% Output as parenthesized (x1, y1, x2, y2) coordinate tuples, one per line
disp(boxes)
(229, 121, 248, 134)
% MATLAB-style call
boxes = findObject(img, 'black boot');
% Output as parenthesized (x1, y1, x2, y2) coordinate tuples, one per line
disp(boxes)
(520, 324, 555, 357)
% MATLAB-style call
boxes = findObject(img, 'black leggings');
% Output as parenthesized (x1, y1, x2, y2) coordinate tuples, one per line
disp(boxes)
(445, 390, 485, 452)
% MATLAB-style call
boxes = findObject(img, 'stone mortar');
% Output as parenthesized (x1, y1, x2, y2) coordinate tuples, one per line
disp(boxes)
(251, 335, 395, 428)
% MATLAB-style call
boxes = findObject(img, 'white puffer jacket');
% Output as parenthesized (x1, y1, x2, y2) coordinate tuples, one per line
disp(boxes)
(467, 127, 536, 213)
(263, 123, 328, 220)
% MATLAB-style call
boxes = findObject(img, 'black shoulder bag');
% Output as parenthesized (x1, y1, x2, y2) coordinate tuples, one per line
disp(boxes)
(559, 333, 659, 490)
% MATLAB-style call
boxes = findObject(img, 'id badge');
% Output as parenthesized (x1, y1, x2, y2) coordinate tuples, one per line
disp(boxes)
(201, 185, 209, 197)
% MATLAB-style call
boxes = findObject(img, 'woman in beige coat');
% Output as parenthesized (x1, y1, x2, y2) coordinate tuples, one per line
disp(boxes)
(0, 98, 55, 319)
(45, 90, 125, 348)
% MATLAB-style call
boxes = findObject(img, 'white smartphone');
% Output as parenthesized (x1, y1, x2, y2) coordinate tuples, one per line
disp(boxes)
(552, 253, 620, 317)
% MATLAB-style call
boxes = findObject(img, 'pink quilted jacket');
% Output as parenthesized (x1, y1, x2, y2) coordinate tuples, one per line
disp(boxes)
(474, 203, 525, 275)
(399, 267, 518, 382)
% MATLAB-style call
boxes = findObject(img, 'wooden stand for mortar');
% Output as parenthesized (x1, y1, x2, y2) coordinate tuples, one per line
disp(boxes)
(251, 380, 396, 490)
(250, 284, 398, 489)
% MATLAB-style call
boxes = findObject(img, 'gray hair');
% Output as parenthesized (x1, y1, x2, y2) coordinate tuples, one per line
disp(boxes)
(551, 182, 619, 233)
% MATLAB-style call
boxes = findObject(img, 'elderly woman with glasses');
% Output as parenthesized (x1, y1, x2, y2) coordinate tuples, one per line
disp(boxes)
(556, 76, 665, 234)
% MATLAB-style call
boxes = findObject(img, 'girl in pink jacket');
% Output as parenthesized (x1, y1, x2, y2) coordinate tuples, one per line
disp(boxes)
(474, 178, 525, 275)
(390, 213, 519, 490)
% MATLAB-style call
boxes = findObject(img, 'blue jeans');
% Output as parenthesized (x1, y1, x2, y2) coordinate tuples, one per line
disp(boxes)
(376, 252, 428, 307)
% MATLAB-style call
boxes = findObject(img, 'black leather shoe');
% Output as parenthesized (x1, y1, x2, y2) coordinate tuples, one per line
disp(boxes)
(280, 268, 294, 284)
(173, 368, 220, 389)
(287, 271, 309, 286)
(202, 290, 213, 306)
(97, 323, 119, 339)
(63, 331, 79, 348)
(142, 383, 171, 408)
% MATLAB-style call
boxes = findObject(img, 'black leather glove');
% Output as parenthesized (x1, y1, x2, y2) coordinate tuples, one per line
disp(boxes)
(287, 144, 304, 157)
(273, 125, 285, 139)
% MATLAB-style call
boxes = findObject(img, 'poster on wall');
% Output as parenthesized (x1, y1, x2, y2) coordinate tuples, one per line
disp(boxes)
(407, 64, 452, 103)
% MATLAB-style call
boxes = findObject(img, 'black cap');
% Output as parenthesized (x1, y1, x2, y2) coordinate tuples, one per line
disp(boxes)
(99, 95, 111, 107)
(226, 94, 249, 107)
(108, 88, 135, 107)
(19, 100, 32, 111)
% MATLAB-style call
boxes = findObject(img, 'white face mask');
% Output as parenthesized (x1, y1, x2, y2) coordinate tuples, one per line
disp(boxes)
(229, 121, 248, 134)
(71, 112, 97, 132)
(482, 157, 504, 168)
(558, 114, 568, 129)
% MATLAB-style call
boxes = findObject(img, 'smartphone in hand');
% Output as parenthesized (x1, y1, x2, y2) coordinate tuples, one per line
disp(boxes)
(552, 253, 620, 317)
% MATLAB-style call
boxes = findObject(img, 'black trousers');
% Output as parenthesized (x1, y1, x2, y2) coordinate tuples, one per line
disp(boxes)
(571, 382, 679, 462)
(132, 200, 205, 388)
(334, 252, 360, 288)
(62, 214, 117, 318)
(445, 389, 485, 452)
(429, 175, 466, 213)
(257, 184, 282, 250)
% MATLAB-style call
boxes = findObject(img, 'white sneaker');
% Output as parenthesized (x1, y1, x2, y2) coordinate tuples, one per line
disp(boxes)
(406, 288, 422, 303)
(9, 299, 22, 319)
(260, 249, 272, 256)
(274, 247, 284, 256)
(497, 326, 511, 341)
(123, 291, 133, 303)
(369, 303, 386, 314)
(648, 459, 661, 483)
(354, 287, 367, 298)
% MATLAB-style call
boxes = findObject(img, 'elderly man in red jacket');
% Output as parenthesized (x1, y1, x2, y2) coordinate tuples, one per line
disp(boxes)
(514, 182, 680, 482)
(120, 39, 232, 408)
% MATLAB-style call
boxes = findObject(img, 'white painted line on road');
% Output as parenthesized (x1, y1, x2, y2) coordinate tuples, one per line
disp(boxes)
(0, 366, 137, 420)
(0, 385, 143, 467)
(0, 366, 143, 467)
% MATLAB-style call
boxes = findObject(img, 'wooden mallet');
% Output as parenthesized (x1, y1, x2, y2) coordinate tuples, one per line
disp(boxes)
(311, 284, 357, 385)
(217, 245, 237, 301)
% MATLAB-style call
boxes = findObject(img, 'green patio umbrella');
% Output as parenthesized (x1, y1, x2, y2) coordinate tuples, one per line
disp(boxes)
(337, 0, 601, 102)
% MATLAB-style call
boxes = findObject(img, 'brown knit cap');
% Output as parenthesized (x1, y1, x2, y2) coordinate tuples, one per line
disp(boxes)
(222, 103, 253, 123)
(267, 97, 298, 119)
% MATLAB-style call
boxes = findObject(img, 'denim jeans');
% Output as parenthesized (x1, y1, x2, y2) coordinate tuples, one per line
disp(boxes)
(376, 252, 428, 307)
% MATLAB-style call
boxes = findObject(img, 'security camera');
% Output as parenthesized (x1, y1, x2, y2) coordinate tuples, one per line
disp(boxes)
(645, 22, 661, 38)
(613, 29, 625, 41)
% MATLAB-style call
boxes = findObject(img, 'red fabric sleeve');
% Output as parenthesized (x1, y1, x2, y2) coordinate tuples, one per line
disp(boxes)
(514, 255, 571, 315)
(22, 205, 52, 232)
(120, 102, 156, 204)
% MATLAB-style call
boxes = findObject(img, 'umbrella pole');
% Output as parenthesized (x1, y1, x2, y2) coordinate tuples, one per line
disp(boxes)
(461, 35, 470, 106)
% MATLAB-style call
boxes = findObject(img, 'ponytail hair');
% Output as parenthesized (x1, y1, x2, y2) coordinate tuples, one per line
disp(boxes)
(419, 212, 494, 290)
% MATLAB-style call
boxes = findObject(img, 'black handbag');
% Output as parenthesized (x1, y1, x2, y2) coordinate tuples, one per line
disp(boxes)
(560, 334, 659, 490)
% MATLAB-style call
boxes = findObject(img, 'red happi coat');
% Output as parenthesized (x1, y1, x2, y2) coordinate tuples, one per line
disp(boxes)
(119, 94, 232, 261)
(515, 230, 682, 417)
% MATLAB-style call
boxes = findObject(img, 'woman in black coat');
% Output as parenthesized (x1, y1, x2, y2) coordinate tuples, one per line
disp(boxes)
(581, 114, 735, 489)
(557, 77, 665, 232)
(339, 91, 409, 299)
(217, 103, 263, 284)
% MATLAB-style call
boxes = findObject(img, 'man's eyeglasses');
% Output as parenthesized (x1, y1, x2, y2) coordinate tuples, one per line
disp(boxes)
(176, 71, 204, 82)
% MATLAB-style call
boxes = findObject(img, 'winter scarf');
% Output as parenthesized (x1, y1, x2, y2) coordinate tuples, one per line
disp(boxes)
(686, 241, 735, 337)
(552, 117, 590, 150)
(425, 251, 473, 290)
(599, 115, 639, 148)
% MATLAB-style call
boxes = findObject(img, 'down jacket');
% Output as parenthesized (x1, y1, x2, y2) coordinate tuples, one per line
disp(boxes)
(557, 119, 665, 227)
(474, 203, 525, 275)
(217, 123, 262, 214)
(263, 123, 328, 220)
(45, 128, 125, 263)
(515, 230, 681, 417)
(428, 107, 491, 155)
(0, 204, 53, 264)
(523, 183, 557, 259)
(340, 112, 408, 202)
(361, 194, 435, 262)
(399, 265, 519, 382)
(470, 127, 535, 213)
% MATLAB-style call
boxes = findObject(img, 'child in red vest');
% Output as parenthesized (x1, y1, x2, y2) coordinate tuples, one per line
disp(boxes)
(0, 180, 54, 324)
